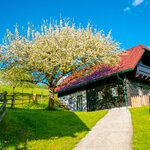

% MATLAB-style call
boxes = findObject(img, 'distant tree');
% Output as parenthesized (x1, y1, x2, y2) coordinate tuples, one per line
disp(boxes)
(0, 19, 120, 109)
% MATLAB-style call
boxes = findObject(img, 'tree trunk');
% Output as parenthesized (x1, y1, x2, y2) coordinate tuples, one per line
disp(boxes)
(48, 87, 55, 109)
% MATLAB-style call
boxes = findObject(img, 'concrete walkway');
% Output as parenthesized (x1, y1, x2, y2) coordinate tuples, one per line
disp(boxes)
(74, 108, 133, 150)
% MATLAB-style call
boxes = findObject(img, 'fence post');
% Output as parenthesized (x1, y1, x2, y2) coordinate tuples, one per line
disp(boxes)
(0, 91, 8, 123)
(148, 93, 150, 114)
(33, 94, 37, 102)
(40, 95, 43, 103)
(4, 92, 6, 102)
(29, 95, 31, 104)
(11, 86, 15, 108)
(22, 89, 24, 105)
(40, 91, 43, 103)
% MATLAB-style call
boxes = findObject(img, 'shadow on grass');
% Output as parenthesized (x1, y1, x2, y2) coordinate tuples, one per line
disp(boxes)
(0, 108, 89, 149)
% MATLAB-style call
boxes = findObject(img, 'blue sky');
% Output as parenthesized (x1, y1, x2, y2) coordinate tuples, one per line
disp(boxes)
(0, 0, 150, 49)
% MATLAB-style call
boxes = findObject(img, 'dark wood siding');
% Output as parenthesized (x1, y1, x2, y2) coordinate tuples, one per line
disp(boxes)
(86, 79, 126, 111)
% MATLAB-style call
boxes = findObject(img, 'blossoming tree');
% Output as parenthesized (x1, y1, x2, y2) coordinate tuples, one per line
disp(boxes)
(0, 19, 120, 109)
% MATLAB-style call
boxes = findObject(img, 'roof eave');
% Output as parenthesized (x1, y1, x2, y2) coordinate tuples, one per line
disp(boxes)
(56, 68, 134, 94)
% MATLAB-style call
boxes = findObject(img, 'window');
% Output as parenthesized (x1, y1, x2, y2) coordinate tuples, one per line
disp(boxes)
(98, 91, 103, 100)
(77, 95, 83, 111)
(68, 97, 76, 110)
(138, 87, 143, 96)
(69, 97, 74, 105)
(111, 87, 118, 97)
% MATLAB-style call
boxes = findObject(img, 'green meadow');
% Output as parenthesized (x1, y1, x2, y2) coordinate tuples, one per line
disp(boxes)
(0, 109, 107, 150)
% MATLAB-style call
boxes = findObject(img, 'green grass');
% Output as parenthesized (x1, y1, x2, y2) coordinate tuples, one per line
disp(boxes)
(130, 106, 150, 150)
(0, 84, 49, 95)
(0, 109, 107, 150)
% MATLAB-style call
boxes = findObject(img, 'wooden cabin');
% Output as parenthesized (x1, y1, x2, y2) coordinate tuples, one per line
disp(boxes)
(55, 45, 150, 111)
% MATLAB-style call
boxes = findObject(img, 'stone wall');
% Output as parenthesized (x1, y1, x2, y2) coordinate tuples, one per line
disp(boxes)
(86, 81, 126, 111)
(59, 90, 87, 111)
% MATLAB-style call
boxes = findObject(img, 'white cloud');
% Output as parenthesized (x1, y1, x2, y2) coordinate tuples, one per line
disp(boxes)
(132, 0, 145, 6)
(123, 0, 147, 12)
(124, 7, 131, 12)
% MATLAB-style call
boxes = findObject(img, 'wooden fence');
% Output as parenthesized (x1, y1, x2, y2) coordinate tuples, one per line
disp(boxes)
(131, 94, 150, 107)
(0, 91, 8, 122)
(0, 92, 49, 108)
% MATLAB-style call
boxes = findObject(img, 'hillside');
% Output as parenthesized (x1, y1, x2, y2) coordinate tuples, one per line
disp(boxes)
(0, 109, 107, 150)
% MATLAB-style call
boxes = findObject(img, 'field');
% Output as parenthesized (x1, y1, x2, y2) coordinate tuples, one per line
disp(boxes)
(0, 109, 107, 150)
(130, 106, 150, 150)
(0, 84, 49, 95)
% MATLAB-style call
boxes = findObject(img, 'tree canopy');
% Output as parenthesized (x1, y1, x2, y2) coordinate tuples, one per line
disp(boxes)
(0, 19, 120, 108)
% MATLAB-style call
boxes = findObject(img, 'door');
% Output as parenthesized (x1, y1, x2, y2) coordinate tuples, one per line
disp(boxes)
(77, 95, 83, 111)
(87, 89, 97, 111)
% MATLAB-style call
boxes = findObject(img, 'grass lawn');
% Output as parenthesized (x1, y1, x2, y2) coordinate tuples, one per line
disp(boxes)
(130, 106, 150, 150)
(0, 109, 107, 150)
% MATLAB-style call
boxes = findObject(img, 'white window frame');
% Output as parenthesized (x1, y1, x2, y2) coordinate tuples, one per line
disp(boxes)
(98, 91, 103, 100)
(111, 87, 118, 97)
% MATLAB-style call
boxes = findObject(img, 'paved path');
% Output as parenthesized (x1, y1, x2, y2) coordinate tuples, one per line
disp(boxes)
(74, 108, 133, 150)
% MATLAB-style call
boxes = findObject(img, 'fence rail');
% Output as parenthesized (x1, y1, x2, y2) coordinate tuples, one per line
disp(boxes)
(0, 92, 49, 108)
(0, 91, 8, 122)
(131, 94, 150, 107)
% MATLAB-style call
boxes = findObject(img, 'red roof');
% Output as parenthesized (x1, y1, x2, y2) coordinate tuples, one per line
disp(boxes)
(55, 44, 148, 93)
